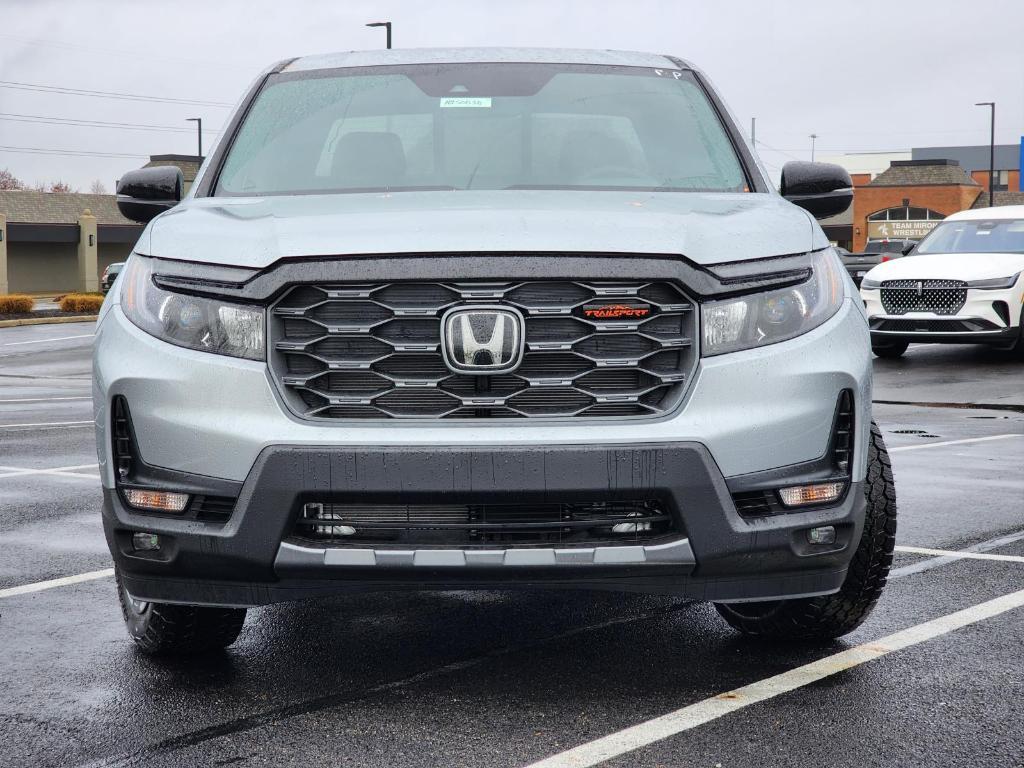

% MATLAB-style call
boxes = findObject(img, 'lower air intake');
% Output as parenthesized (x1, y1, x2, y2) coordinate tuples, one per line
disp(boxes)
(291, 500, 677, 548)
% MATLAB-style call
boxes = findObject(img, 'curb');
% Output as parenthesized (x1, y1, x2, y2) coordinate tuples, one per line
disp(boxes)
(0, 315, 98, 329)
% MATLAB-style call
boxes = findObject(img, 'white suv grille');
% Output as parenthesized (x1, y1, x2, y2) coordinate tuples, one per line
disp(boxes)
(880, 279, 967, 316)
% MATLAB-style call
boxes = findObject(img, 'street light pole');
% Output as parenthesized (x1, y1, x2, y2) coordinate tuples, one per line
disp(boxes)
(975, 101, 995, 207)
(750, 117, 756, 145)
(366, 21, 392, 49)
(809, 133, 818, 162)
(186, 117, 202, 158)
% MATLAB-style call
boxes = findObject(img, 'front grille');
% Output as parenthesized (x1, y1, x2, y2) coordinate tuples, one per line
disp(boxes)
(871, 318, 998, 333)
(290, 500, 676, 548)
(269, 280, 696, 420)
(880, 279, 967, 315)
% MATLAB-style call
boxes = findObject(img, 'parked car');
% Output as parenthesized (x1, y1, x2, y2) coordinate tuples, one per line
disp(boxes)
(861, 206, 1024, 358)
(101, 262, 125, 294)
(95, 47, 895, 654)
(840, 240, 916, 287)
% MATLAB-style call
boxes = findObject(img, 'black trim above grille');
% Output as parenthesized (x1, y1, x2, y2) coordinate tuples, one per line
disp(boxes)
(269, 279, 697, 420)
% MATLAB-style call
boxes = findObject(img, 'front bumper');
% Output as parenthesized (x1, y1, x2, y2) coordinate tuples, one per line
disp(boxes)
(95, 286, 872, 605)
(105, 442, 865, 606)
(863, 285, 1022, 345)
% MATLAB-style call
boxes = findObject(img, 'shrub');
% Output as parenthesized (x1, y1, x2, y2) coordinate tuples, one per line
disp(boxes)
(0, 294, 34, 313)
(59, 293, 104, 313)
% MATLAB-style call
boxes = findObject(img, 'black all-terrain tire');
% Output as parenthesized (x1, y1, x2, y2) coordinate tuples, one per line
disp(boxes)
(714, 421, 897, 640)
(871, 340, 909, 359)
(115, 568, 246, 655)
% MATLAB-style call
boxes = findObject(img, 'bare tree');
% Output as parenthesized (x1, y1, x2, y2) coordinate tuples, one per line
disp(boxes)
(89, 179, 109, 194)
(0, 168, 25, 190)
(49, 181, 76, 193)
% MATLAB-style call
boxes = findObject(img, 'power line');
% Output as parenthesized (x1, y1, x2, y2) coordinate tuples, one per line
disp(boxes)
(0, 112, 221, 134)
(0, 33, 250, 71)
(753, 140, 805, 163)
(0, 145, 150, 159)
(0, 80, 232, 107)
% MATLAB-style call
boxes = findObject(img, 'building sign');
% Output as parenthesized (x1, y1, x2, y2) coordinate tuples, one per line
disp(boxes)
(867, 220, 938, 240)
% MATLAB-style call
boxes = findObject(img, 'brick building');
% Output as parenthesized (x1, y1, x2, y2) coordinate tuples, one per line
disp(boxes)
(850, 159, 985, 252)
(821, 142, 1024, 253)
(0, 154, 201, 294)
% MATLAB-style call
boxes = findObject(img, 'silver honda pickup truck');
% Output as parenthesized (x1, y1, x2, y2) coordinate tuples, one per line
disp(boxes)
(95, 47, 896, 654)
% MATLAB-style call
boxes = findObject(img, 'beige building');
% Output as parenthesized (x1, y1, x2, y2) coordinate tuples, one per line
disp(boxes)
(0, 154, 201, 295)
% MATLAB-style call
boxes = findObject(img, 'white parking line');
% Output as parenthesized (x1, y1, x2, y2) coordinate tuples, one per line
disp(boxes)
(0, 463, 99, 480)
(0, 419, 93, 429)
(0, 569, 114, 599)
(0, 396, 92, 403)
(895, 545, 1024, 564)
(0, 333, 94, 347)
(892, 529, 1024, 578)
(523, 587, 1024, 768)
(889, 433, 1024, 452)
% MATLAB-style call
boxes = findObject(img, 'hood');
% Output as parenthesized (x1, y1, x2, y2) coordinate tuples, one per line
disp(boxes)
(143, 190, 823, 269)
(864, 252, 1024, 283)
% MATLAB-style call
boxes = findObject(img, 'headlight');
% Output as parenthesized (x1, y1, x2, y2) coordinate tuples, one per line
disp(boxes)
(861, 277, 881, 290)
(701, 249, 845, 356)
(120, 256, 265, 360)
(965, 273, 1020, 289)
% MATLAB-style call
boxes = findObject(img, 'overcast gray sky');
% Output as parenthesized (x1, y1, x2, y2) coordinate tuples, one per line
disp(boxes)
(2, 0, 1022, 191)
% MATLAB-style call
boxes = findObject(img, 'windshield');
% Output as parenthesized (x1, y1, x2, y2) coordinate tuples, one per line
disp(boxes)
(215, 63, 749, 196)
(916, 218, 1024, 255)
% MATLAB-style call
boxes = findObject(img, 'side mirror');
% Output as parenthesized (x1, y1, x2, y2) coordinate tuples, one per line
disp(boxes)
(116, 166, 184, 223)
(780, 161, 853, 220)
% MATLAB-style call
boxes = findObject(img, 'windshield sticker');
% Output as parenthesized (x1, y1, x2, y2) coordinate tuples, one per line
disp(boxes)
(440, 97, 492, 108)
(652, 69, 684, 79)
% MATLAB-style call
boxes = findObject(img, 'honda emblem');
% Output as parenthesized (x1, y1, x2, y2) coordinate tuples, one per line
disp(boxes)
(441, 306, 525, 375)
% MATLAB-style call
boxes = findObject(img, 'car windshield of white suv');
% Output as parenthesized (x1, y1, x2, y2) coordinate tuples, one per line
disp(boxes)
(215, 63, 748, 195)
(915, 219, 1024, 254)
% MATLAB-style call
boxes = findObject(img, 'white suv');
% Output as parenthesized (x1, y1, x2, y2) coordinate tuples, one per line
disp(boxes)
(861, 205, 1024, 358)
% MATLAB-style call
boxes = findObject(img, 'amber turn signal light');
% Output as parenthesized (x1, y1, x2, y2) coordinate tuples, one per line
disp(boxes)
(123, 488, 189, 512)
(777, 481, 845, 508)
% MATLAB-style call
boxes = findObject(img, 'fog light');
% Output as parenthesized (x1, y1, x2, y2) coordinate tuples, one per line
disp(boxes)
(131, 532, 161, 551)
(807, 526, 837, 546)
(777, 481, 845, 508)
(123, 488, 189, 512)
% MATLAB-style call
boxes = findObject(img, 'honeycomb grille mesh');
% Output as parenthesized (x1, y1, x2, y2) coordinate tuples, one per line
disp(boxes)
(880, 279, 967, 315)
(269, 280, 696, 419)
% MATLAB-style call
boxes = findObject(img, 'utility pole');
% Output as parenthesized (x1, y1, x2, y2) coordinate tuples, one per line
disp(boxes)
(975, 101, 995, 207)
(186, 117, 202, 158)
(809, 133, 818, 162)
(366, 21, 392, 49)
(750, 117, 756, 146)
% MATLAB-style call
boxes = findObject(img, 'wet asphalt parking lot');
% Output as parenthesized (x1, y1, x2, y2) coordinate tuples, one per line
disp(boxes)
(1, 320, 1022, 768)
